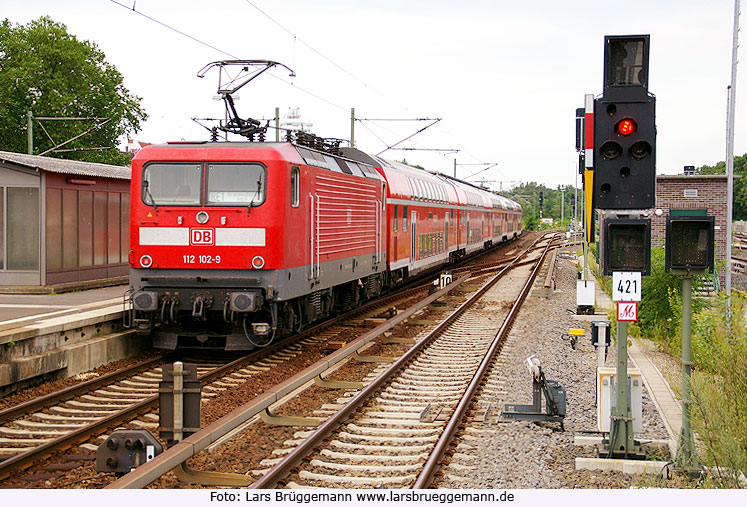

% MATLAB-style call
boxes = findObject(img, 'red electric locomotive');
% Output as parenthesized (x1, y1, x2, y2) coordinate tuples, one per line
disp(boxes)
(128, 140, 521, 351)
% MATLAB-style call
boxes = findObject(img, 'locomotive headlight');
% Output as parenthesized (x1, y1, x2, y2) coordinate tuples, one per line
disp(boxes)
(229, 291, 263, 312)
(196, 211, 210, 224)
(251, 256, 265, 269)
(140, 255, 153, 268)
(133, 290, 159, 312)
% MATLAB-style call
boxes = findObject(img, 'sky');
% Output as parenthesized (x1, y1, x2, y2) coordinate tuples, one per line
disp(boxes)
(3, 0, 744, 191)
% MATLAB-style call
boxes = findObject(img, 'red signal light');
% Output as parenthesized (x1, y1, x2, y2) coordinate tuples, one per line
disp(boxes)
(617, 118, 636, 136)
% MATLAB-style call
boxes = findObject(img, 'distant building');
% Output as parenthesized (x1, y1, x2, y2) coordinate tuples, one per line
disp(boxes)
(651, 173, 731, 289)
(125, 138, 151, 157)
(0, 151, 130, 287)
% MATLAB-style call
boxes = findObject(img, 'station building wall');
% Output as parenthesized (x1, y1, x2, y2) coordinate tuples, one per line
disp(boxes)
(0, 151, 130, 288)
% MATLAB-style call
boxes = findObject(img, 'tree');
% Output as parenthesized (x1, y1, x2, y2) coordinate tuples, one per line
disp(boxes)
(504, 182, 577, 229)
(0, 16, 147, 165)
(697, 153, 747, 220)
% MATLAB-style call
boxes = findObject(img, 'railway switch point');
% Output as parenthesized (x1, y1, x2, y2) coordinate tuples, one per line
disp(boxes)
(502, 355, 566, 430)
(95, 429, 163, 474)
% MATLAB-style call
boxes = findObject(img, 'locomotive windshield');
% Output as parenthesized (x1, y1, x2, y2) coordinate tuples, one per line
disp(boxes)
(141, 162, 266, 207)
(142, 163, 202, 206)
(206, 163, 265, 206)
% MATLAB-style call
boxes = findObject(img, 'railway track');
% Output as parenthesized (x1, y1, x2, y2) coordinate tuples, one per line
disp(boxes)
(0, 251, 487, 485)
(0, 232, 541, 487)
(105, 232, 557, 489)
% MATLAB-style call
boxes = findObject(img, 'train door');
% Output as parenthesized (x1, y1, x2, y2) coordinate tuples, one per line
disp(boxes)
(375, 182, 385, 267)
(466, 213, 470, 244)
(444, 212, 449, 253)
(410, 210, 417, 261)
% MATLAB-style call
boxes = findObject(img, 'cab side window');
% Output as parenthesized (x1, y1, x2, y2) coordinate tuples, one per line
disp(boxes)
(291, 166, 300, 207)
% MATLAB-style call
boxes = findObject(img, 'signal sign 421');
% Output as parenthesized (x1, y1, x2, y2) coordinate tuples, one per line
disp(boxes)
(612, 271, 642, 301)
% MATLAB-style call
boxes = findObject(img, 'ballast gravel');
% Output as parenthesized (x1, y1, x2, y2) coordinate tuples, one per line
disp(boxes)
(437, 253, 670, 489)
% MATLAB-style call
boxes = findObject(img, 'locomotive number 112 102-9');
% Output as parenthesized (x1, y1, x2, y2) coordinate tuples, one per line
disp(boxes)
(183, 254, 222, 264)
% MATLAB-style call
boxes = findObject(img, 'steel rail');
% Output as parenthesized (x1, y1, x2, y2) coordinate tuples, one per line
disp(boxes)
(0, 234, 531, 482)
(413, 235, 555, 488)
(0, 266, 442, 480)
(0, 354, 165, 424)
(0, 328, 315, 480)
(106, 272, 473, 489)
(249, 234, 551, 489)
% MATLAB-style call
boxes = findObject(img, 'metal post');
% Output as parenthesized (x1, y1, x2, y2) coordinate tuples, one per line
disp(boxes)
(350, 107, 355, 148)
(453, 158, 457, 178)
(173, 361, 184, 443)
(677, 276, 699, 469)
(575, 168, 579, 233)
(561, 189, 565, 228)
(725, 0, 740, 316)
(597, 321, 608, 368)
(582, 198, 589, 280)
(275, 107, 280, 142)
(27, 111, 33, 155)
(607, 320, 639, 457)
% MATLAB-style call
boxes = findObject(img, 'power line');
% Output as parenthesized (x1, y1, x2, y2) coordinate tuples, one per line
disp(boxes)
(240, 0, 414, 114)
(108, 0, 349, 113)
(107, 0, 495, 169)
(108, 0, 238, 59)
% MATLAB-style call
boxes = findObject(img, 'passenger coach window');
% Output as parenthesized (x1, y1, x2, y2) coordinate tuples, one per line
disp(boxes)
(290, 166, 300, 207)
(403, 205, 408, 232)
(394, 205, 398, 232)
(207, 163, 266, 206)
(142, 162, 202, 206)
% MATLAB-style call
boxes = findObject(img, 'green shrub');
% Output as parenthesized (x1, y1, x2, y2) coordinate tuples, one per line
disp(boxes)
(635, 247, 709, 353)
(690, 296, 747, 487)
(638, 249, 680, 348)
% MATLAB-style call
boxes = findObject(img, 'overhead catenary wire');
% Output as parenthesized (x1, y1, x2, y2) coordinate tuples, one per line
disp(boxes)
(108, 0, 349, 113)
(107, 0, 497, 175)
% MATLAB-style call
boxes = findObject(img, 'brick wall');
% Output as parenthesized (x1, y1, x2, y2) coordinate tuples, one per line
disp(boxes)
(652, 175, 728, 288)
(596, 175, 729, 288)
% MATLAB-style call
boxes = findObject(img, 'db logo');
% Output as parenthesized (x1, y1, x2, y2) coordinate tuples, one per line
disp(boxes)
(190, 228, 214, 245)
(617, 301, 638, 322)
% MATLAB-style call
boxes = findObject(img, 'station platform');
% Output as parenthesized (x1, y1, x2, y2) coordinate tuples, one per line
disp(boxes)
(0, 284, 145, 395)
(0, 285, 127, 332)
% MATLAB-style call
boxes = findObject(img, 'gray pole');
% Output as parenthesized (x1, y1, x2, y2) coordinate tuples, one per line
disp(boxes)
(350, 107, 355, 148)
(454, 159, 457, 178)
(676, 276, 699, 469)
(275, 107, 280, 142)
(725, 0, 740, 314)
(27, 111, 33, 155)
(608, 319, 638, 456)
(561, 189, 565, 228)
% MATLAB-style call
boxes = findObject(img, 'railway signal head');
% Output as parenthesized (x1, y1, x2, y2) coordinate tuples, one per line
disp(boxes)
(602, 218, 651, 276)
(665, 215, 715, 274)
(539, 191, 544, 205)
(593, 35, 656, 210)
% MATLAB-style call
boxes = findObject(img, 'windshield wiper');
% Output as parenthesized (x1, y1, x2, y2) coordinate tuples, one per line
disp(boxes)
(143, 180, 159, 213)
(247, 174, 262, 214)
